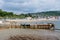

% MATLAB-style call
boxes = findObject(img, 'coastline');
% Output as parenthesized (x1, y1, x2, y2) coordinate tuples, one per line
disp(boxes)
(3, 18, 58, 22)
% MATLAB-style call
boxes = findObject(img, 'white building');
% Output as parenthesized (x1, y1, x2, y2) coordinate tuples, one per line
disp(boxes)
(26, 17, 32, 20)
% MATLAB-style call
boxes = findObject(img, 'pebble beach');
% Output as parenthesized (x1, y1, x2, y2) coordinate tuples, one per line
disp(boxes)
(0, 28, 60, 40)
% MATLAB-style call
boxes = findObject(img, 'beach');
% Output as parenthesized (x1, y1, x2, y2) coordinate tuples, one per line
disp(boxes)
(0, 29, 60, 40)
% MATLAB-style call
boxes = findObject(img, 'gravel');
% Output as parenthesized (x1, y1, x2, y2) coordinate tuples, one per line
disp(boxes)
(0, 28, 60, 40)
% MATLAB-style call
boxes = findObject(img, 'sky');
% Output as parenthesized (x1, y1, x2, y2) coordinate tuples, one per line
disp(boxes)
(0, 0, 60, 14)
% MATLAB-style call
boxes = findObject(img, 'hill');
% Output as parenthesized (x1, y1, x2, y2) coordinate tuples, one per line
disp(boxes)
(0, 9, 60, 18)
(30, 11, 60, 17)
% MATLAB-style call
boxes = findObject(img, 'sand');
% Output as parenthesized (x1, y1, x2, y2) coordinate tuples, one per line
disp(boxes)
(0, 29, 60, 40)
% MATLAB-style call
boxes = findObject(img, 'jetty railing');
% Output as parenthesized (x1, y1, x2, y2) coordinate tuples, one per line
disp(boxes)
(0, 22, 55, 30)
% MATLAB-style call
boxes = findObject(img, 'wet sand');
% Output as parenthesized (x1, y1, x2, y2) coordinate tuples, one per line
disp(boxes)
(0, 28, 60, 40)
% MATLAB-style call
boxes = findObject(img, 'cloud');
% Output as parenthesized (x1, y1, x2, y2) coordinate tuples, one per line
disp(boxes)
(0, 0, 60, 14)
(0, 0, 4, 8)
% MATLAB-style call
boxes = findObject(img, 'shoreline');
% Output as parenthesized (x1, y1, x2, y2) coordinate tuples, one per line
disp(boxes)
(3, 19, 58, 22)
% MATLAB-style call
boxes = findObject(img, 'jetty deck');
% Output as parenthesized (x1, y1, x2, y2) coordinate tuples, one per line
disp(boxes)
(0, 22, 55, 30)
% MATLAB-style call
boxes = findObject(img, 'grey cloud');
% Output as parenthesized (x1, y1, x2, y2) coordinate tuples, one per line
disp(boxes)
(0, 0, 60, 13)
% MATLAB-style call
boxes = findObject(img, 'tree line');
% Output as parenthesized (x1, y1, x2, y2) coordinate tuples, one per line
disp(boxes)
(0, 9, 60, 19)
(0, 9, 32, 18)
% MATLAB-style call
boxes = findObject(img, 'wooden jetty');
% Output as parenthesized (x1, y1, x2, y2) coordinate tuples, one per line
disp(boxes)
(0, 21, 55, 30)
(20, 23, 55, 29)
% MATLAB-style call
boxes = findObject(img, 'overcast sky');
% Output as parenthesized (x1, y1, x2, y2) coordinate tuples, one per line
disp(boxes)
(0, 0, 60, 14)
